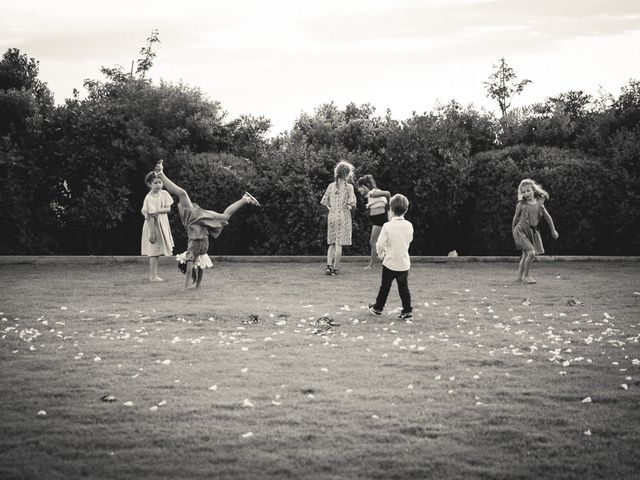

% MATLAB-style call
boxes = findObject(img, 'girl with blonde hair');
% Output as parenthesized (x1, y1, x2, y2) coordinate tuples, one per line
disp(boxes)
(512, 178, 559, 284)
(320, 161, 357, 275)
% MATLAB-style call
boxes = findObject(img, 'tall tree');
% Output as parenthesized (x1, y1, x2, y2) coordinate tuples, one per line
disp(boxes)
(484, 58, 531, 117)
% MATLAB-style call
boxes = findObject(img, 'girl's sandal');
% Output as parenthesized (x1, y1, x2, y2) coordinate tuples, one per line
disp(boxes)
(243, 192, 261, 206)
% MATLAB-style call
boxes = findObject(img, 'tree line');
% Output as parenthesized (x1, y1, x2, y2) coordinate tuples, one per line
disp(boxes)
(1, 43, 639, 256)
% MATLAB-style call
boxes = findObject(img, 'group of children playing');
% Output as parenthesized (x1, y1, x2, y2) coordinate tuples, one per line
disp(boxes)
(142, 159, 559, 320)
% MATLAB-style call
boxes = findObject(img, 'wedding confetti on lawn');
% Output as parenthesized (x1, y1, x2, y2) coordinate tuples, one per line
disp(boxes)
(1, 261, 639, 479)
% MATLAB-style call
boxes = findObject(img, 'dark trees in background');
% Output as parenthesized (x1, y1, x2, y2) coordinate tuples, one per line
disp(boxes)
(0, 43, 638, 255)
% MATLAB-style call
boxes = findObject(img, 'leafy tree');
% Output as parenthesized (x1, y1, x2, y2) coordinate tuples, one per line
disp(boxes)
(484, 58, 531, 117)
(0, 49, 58, 253)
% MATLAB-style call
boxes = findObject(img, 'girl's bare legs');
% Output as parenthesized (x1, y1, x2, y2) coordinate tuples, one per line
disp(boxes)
(222, 195, 257, 219)
(194, 267, 204, 289)
(365, 225, 382, 269)
(517, 252, 526, 282)
(209, 194, 260, 239)
(333, 244, 343, 271)
(149, 256, 163, 282)
(523, 251, 536, 283)
(184, 261, 194, 291)
(327, 244, 335, 269)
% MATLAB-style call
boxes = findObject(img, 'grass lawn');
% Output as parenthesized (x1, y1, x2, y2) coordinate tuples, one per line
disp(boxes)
(1, 260, 639, 479)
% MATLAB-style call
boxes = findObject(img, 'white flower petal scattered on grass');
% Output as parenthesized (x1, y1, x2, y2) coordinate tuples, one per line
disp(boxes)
(320, 367, 328, 372)
(241, 432, 254, 439)
(241, 367, 248, 373)
(621, 384, 629, 390)
(149, 406, 158, 412)
(123, 401, 133, 407)
(161, 359, 171, 365)
(37, 410, 47, 416)
(158, 400, 167, 406)
(94, 356, 101, 362)
(208, 385, 218, 391)
(581, 397, 592, 403)
(242, 399, 254, 408)
(371, 414, 380, 420)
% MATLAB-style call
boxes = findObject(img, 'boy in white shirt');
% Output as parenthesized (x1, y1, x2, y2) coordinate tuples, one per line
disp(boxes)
(368, 194, 414, 319)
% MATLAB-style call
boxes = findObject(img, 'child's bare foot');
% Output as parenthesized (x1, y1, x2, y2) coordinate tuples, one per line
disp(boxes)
(243, 192, 261, 206)
(150, 276, 164, 282)
(363, 264, 373, 270)
(523, 277, 537, 284)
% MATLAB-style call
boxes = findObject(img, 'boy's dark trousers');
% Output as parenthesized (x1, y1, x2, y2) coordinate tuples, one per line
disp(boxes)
(373, 265, 412, 314)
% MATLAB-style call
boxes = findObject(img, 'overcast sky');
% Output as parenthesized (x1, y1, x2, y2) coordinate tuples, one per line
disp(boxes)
(2, 0, 639, 135)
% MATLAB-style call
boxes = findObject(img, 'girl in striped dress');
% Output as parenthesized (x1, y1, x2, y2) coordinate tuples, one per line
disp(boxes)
(321, 161, 356, 275)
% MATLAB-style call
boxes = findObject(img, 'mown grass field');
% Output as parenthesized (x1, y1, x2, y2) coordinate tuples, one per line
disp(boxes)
(1, 260, 639, 479)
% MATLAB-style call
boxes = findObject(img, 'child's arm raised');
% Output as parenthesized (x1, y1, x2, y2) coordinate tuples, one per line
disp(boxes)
(154, 160, 194, 209)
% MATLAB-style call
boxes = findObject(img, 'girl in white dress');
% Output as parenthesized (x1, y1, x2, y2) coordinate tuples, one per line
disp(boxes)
(141, 172, 175, 282)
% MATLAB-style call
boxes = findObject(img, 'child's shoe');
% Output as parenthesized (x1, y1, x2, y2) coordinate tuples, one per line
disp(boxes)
(325, 265, 333, 275)
(243, 192, 261, 206)
(368, 303, 382, 315)
(398, 312, 413, 320)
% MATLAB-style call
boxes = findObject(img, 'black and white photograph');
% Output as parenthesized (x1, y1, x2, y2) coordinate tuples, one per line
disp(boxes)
(1, 1, 639, 478)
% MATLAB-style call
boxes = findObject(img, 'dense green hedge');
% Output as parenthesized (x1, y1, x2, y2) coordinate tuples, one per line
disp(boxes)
(1, 49, 639, 255)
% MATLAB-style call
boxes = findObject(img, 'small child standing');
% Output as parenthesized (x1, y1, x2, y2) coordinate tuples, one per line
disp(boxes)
(368, 194, 414, 319)
(356, 174, 391, 270)
(141, 172, 175, 282)
(512, 178, 559, 284)
(153, 160, 260, 291)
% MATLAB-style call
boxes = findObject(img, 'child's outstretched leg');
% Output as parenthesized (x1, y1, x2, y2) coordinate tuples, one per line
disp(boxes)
(522, 250, 536, 283)
(154, 160, 194, 209)
(208, 193, 261, 239)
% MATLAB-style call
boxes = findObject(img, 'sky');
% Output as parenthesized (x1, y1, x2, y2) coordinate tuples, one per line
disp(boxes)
(2, 0, 639, 135)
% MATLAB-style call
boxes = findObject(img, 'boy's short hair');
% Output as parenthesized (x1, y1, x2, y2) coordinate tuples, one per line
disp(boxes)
(390, 194, 409, 216)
